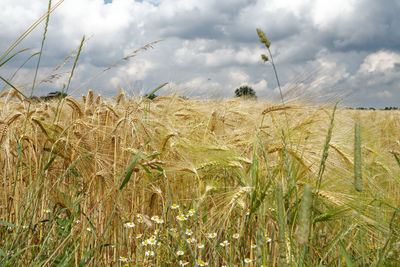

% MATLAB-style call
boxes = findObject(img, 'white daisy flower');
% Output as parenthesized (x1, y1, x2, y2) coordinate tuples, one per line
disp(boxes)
(124, 222, 135, 228)
(171, 203, 180, 209)
(187, 209, 195, 216)
(220, 240, 229, 247)
(119, 256, 128, 262)
(186, 237, 196, 244)
(176, 214, 187, 221)
(244, 258, 252, 263)
(145, 250, 154, 256)
(179, 260, 189, 266)
(207, 233, 217, 239)
(185, 229, 193, 236)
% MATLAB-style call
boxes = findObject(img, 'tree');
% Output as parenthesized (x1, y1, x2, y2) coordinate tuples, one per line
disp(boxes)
(144, 93, 157, 100)
(234, 85, 257, 99)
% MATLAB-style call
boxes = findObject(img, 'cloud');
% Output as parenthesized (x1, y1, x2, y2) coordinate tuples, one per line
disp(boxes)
(0, 0, 399, 107)
(359, 50, 400, 73)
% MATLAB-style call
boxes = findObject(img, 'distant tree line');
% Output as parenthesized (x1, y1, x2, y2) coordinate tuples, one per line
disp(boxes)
(30, 91, 68, 102)
(348, 107, 399, 111)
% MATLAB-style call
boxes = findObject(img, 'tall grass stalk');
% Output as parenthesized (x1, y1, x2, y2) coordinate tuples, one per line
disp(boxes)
(354, 122, 363, 192)
(256, 28, 284, 106)
(297, 184, 312, 265)
(276, 181, 287, 266)
(315, 102, 338, 195)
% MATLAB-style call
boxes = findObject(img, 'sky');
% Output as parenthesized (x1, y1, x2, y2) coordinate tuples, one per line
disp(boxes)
(1, 0, 400, 107)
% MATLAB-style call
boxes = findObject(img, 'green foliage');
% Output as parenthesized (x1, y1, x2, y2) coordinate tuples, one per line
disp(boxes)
(234, 85, 257, 99)
(145, 93, 158, 100)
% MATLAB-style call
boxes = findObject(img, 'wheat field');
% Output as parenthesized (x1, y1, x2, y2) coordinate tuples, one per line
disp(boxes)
(0, 91, 399, 266)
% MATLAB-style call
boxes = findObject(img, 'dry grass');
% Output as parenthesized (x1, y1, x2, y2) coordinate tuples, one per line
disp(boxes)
(0, 94, 399, 265)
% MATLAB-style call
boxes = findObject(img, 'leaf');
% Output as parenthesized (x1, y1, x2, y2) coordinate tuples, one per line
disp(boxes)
(119, 141, 149, 190)
(0, 220, 16, 228)
(0, 248, 6, 258)
(393, 153, 400, 168)
(70, 166, 80, 177)
(31, 118, 63, 140)
(43, 155, 57, 171)
(5, 245, 38, 266)
(14, 134, 22, 157)
(0, 48, 30, 68)
(0, 0, 64, 64)
(340, 242, 355, 267)
(79, 243, 111, 267)
(0, 76, 29, 100)
(145, 82, 168, 99)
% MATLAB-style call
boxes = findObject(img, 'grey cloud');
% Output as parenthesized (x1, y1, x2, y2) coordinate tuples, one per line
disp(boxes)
(318, 0, 400, 53)
(1, 0, 400, 108)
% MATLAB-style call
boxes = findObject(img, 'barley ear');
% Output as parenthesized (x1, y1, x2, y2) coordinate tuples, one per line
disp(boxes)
(95, 95, 101, 105)
(297, 184, 312, 245)
(116, 91, 124, 105)
(65, 97, 83, 117)
(354, 122, 363, 192)
(87, 89, 94, 106)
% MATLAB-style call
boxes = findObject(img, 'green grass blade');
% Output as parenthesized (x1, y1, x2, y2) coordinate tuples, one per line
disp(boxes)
(2, 52, 39, 91)
(43, 155, 57, 172)
(393, 153, 400, 167)
(0, 249, 6, 258)
(0, 220, 17, 228)
(276, 181, 287, 266)
(145, 82, 169, 99)
(0, 0, 64, 64)
(4, 245, 38, 266)
(119, 141, 148, 190)
(0, 76, 29, 100)
(340, 242, 355, 267)
(0, 48, 30, 68)
(30, 0, 52, 95)
(65, 35, 85, 94)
